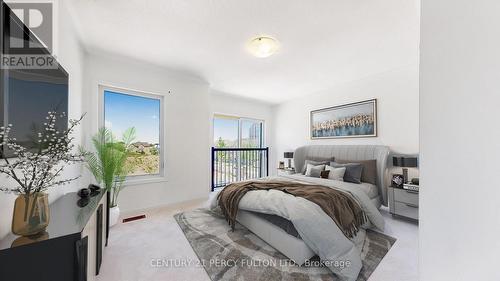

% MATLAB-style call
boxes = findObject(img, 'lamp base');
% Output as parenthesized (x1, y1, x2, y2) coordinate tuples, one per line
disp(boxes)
(287, 159, 292, 169)
(402, 168, 409, 184)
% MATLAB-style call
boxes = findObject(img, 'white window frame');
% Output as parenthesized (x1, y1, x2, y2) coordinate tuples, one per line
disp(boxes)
(213, 114, 265, 148)
(98, 84, 166, 186)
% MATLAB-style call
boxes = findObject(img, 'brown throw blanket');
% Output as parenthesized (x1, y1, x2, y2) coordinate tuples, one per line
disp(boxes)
(217, 180, 366, 238)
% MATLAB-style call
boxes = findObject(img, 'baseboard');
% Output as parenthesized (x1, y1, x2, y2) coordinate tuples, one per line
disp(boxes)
(119, 197, 208, 219)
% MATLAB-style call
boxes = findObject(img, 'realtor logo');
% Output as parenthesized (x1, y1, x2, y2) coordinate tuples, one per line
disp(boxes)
(6, 1, 53, 52)
(2, 1, 57, 69)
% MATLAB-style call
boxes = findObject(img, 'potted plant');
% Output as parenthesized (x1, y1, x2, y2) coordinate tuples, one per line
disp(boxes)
(81, 127, 136, 227)
(0, 112, 84, 238)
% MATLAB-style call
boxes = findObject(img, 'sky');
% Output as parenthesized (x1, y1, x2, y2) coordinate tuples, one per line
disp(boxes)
(213, 117, 262, 146)
(213, 118, 238, 143)
(104, 90, 160, 144)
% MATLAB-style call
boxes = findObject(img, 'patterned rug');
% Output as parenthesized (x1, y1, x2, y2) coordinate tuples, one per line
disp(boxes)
(174, 208, 396, 281)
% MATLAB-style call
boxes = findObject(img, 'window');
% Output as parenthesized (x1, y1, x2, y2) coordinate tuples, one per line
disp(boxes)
(240, 119, 263, 148)
(100, 86, 164, 179)
(213, 115, 264, 148)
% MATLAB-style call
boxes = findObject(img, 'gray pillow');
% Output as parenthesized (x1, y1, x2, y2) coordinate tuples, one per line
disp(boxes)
(305, 163, 326, 177)
(330, 162, 363, 184)
(302, 158, 334, 174)
(309, 166, 324, 178)
(335, 159, 377, 184)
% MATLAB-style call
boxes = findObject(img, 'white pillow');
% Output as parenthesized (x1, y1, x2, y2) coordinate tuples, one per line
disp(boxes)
(305, 163, 325, 176)
(325, 166, 346, 181)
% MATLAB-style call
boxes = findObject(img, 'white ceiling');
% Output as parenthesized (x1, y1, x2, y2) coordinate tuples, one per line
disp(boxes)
(67, 0, 419, 104)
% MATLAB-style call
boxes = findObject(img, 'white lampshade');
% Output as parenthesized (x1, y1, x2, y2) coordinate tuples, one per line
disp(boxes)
(247, 36, 279, 58)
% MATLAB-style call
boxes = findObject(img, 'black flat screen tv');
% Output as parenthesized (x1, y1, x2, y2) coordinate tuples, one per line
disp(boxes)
(1, 2, 68, 158)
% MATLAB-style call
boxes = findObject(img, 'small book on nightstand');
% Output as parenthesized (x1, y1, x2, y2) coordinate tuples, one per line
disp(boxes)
(403, 183, 419, 192)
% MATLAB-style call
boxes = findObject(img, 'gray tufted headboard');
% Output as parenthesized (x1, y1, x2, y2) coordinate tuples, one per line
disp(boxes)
(293, 145, 391, 206)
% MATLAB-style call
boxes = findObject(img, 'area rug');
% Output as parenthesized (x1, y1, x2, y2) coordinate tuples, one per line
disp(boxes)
(174, 208, 396, 281)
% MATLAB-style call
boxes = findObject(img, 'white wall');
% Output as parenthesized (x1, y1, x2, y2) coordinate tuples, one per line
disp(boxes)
(273, 64, 419, 171)
(83, 52, 211, 213)
(0, 0, 86, 238)
(419, 1, 500, 280)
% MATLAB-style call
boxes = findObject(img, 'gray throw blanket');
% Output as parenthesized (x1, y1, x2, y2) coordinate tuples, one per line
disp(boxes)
(217, 180, 366, 238)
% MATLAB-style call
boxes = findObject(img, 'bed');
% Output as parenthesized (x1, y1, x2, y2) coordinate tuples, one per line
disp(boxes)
(210, 145, 390, 281)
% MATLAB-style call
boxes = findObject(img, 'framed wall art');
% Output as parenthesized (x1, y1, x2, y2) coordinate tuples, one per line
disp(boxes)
(310, 99, 377, 139)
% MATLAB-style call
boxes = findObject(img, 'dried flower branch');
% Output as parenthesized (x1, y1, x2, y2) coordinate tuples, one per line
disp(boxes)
(0, 111, 85, 195)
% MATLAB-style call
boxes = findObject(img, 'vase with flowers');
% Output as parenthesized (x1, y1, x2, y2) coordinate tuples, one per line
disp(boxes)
(0, 111, 84, 238)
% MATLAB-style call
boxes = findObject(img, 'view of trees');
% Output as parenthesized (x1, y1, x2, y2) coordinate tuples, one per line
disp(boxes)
(125, 142, 160, 176)
(103, 140, 160, 176)
(216, 137, 227, 148)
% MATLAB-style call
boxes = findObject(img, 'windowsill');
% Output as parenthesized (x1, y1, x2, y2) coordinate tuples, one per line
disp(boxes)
(123, 175, 168, 187)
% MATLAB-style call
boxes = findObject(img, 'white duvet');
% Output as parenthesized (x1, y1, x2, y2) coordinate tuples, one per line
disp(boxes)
(208, 175, 385, 281)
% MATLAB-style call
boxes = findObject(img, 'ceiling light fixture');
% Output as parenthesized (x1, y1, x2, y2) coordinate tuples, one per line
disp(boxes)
(247, 36, 279, 58)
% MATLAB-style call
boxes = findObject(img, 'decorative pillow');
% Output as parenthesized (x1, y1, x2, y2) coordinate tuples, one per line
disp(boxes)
(309, 168, 323, 178)
(305, 164, 326, 177)
(301, 158, 334, 174)
(335, 159, 377, 184)
(324, 166, 346, 181)
(330, 162, 363, 184)
(320, 170, 330, 179)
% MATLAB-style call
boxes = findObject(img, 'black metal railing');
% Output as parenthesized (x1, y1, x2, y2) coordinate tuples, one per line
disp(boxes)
(211, 147, 269, 191)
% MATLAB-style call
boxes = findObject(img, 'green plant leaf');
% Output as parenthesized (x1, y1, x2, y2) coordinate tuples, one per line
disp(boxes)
(81, 127, 136, 207)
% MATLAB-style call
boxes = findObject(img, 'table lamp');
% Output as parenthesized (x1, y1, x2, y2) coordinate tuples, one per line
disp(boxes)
(393, 156, 418, 184)
(284, 152, 294, 169)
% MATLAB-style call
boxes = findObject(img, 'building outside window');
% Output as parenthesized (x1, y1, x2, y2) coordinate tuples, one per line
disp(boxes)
(213, 114, 264, 148)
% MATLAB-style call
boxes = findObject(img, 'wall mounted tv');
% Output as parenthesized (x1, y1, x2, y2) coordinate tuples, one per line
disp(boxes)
(1, 2, 69, 158)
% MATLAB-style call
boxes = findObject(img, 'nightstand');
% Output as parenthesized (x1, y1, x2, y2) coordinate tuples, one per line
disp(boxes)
(277, 168, 295, 176)
(388, 186, 419, 221)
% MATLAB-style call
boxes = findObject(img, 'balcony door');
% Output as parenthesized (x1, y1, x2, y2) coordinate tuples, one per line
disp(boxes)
(213, 114, 264, 148)
(212, 115, 267, 189)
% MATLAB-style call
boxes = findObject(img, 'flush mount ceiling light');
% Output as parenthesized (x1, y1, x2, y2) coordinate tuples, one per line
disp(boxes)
(247, 36, 279, 58)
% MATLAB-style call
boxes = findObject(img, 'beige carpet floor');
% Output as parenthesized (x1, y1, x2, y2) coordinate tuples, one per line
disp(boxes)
(96, 199, 418, 281)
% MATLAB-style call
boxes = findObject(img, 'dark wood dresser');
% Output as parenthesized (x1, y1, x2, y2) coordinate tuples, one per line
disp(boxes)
(0, 190, 109, 281)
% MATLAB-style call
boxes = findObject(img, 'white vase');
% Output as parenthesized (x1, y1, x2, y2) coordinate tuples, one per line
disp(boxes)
(109, 206, 120, 227)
